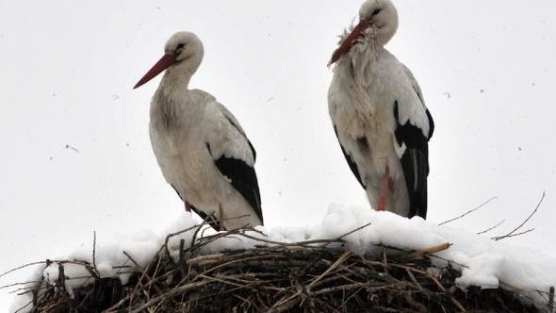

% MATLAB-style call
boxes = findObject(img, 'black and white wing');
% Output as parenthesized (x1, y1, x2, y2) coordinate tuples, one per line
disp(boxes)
(333, 127, 365, 189)
(393, 65, 434, 219)
(205, 101, 264, 224)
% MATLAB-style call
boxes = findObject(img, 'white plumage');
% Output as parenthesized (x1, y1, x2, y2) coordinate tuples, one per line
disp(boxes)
(328, 0, 434, 218)
(135, 31, 263, 230)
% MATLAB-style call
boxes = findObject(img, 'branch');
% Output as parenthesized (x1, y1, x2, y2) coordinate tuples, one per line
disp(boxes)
(406, 242, 451, 259)
(477, 219, 505, 235)
(439, 196, 497, 226)
(92, 231, 99, 277)
(0, 261, 46, 279)
(494, 228, 535, 240)
(493, 192, 545, 241)
(549, 286, 554, 312)
(163, 223, 203, 260)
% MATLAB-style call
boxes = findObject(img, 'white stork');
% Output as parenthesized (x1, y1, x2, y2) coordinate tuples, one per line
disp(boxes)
(328, 0, 434, 218)
(134, 31, 263, 231)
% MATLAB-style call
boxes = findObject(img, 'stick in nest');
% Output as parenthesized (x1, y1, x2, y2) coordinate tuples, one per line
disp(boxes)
(406, 242, 451, 259)
(439, 196, 497, 226)
(549, 286, 554, 312)
(493, 192, 545, 241)
(477, 219, 505, 235)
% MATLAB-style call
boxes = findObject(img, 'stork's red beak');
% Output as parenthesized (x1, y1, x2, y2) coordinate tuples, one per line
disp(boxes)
(134, 54, 178, 89)
(328, 19, 371, 66)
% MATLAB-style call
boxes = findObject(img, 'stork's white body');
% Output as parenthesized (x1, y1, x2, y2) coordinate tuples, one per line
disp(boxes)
(329, 50, 430, 216)
(138, 32, 263, 230)
(328, 0, 433, 218)
(150, 89, 260, 227)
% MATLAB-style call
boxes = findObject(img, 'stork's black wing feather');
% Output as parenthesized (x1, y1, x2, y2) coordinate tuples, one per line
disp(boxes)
(205, 109, 263, 225)
(393, 101, 433, 219)
(333, 127, 365, 188)
(213, 154, 263, 224)
(171, 184, 221, 230)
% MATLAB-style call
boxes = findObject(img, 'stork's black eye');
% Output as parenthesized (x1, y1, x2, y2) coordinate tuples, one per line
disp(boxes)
(176, 43, 185, 50)
(371, 8, 382, 17)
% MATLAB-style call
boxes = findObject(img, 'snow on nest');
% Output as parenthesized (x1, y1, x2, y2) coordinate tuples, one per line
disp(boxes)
(10, 204, 556, 312)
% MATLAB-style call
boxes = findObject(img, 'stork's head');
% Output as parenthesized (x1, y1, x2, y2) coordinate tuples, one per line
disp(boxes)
(328, 0, 398, 66)
(134, 31, 204, 89)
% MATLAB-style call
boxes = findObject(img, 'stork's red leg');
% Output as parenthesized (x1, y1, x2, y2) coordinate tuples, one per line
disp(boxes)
(184, 201, 192, 212)
(377, 166, 391, 211)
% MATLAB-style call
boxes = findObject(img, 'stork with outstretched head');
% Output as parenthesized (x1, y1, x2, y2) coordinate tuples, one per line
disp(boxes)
(328, 0, 434, 218)
(134, 31, 263, 231)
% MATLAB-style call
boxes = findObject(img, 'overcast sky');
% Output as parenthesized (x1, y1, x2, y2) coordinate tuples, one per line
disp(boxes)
(1, 0, 556, 310)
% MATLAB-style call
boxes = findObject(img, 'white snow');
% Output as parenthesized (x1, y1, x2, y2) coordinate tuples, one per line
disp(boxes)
(8, 204, 556, 312)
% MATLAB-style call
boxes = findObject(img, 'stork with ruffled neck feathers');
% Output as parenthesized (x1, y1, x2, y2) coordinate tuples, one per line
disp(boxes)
(328, 0, 434, 218)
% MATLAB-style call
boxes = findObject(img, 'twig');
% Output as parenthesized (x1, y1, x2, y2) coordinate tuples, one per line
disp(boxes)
(312, 282, 393, 296)
(406, 242, 451, 259)
(1, 258, 101, 283)
(439, 196, 497, 226)
(197, 274, 252, 288)
(178, 239, 185, 263)
(493, 192, 545, 241)
(405, 269, 422, 291)
(129, 280, 212, 313)
(187, 253, 225, 266)
(390, 263, 467, 312)
(190, 217, 215, 253)
(122, 251, 162, 294)
(495, 228, 535, 240)
(92, 231, 98, 277)
(308, 251, 351, 289)
(104, 262, 172, 313)
(236, 232, 343, 248)
(325, 223, 372, 246)
(477, 219, 505, 235)
(267, 287, 303, 313)
(57, 263, 66, 292)
(163, 224, 201, 260)
(0, 261, 47, 279)
(235, 223, 372, 249)
(188, 226, 250, 255)
(0, 280, 42, 290)
(549, 286, 554, 312)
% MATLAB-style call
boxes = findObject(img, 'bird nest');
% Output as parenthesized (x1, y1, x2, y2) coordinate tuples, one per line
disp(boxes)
(10, 227, 551, 313)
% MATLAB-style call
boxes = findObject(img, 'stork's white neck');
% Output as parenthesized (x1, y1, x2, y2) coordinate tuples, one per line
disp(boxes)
(159, 50, 203, 94)
(151, 62, 197, 131)
(159, 66, 191, 93)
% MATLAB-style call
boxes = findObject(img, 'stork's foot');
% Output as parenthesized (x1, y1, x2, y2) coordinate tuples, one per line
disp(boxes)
(377, 167, 392, 211)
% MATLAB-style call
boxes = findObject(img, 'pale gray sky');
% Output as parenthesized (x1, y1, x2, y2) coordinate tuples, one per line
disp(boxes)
(1, 0, 556, 309)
